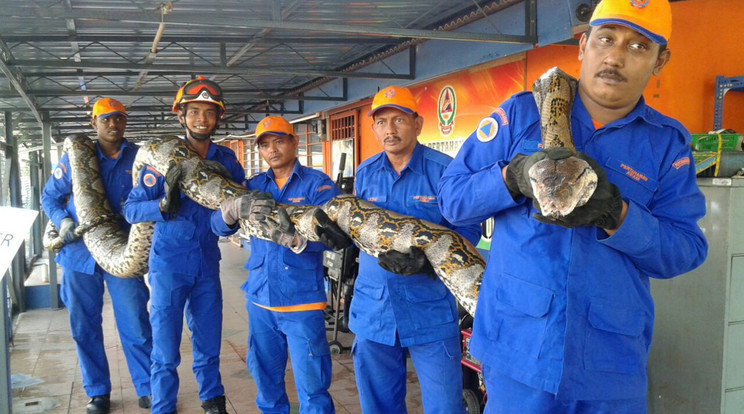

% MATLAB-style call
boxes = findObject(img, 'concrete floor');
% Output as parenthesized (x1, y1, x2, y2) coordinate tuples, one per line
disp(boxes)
(9, 240, 426, 413)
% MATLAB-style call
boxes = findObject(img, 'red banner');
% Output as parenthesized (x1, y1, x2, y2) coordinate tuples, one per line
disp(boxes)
(408, 61, 524, 144)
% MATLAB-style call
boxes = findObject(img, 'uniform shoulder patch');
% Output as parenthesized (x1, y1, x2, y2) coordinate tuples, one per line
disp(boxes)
(494, 107, 509, 126)
(672, 157, 691, 170)
(144, 165, 163, 177)
(317, 185, 332, 192)
(476, 117, 499, 142)
(53, 167, 63, 179)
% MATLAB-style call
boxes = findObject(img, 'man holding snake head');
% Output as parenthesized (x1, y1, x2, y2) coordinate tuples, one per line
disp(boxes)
(124, 77, 246, 414)
(438, 0, 707, 412)
(42, 97, 153, 414)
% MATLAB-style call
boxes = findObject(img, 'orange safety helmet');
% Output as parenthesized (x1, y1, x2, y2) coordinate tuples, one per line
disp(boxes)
(172, 76, 226, 117)
(91, 97, 127, 121)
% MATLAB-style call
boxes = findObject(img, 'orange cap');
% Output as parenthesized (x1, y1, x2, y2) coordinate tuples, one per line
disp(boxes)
(368, 86, 418, 117)
(91, 98, 127, 121)
(590, 0, 672, 45)
(255, 116, 294, 142)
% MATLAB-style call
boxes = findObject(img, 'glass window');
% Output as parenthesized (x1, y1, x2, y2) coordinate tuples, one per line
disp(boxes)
(294, 121, 324, 172)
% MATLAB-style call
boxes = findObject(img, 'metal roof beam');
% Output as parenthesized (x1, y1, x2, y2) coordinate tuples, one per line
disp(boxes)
(1, 104, 304, 114)
(10, 59, 413, 80)
(63, 0, 89, 107)
(0, 34, 399, 45)
(0, 89, 346, 101)
(2, 7, 533, 44)
(223, 0, 304, 70)
(0, 39, 42, 123)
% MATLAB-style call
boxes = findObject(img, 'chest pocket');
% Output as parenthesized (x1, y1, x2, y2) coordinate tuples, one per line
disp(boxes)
(603, 157, 658, 207)
(364, 195, 387, 209)
(405, 196, 442, 224)
(153, 221, 196, 254)
(519, 139, 543, 153)
(279, 249, 321, 294)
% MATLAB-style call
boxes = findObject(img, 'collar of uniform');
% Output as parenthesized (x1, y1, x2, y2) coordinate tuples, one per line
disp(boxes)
(266, 158, 303, 182)
(613, 95, 664, 129)
(95, 138, 133, 160)
(205, 141, 218, 160)
(178, 136, 218, 160)
(574, 87, 662, 131)
(379, 142, 425, 175)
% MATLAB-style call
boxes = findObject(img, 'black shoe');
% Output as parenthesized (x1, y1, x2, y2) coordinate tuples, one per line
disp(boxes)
(138, 395, 151, 409)
(86, 395, 110, 414)
(201, 395, 227, 414)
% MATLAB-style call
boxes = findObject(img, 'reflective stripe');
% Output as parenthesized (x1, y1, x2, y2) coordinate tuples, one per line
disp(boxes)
(253, 301, 327, 313)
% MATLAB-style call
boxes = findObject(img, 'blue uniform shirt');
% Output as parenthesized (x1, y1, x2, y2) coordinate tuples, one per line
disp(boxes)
(124, 140, 245, 277)
(41, 140, 138, 274)
(212, 159, 341, 307)
(437, 90, 708, 400)
(350, 143, 481, 347)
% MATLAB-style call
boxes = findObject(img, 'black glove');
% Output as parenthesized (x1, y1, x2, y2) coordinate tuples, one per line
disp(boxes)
(246, 196, 277, 223)
(159, 163, 182, 214)
(313, 209, 352, 250)
(220, 190, 274, 226)
(377, 246, 435, 277)
(504, 147, 574, 200)
(201, 159, 231, 179)
(534, 152, 624, 229)
(265, 208, 307, 251)
(59, 217, 77, 243)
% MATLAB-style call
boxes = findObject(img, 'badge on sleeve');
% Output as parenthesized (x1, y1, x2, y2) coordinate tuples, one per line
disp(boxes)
(476, 117, 498, 142)
(143, 173, 157, 187)
(53, 167, 63, 179)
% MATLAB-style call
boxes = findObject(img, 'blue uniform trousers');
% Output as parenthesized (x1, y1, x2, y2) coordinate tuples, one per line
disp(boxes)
(60, 267, 152, 398)
(351, 336, 465, 414)
(482, 364, 646, 414)
(246, 302, 334, 414)
(148, 270, 225, 414)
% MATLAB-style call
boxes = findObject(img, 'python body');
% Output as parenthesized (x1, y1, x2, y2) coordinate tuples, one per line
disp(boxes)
(42, 68, 582, 314)
(43, 134, 485, 315)
(530, 67, 598, 218)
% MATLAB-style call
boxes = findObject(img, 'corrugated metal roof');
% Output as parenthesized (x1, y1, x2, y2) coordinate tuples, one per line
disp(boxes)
(0, 0, 528, 144)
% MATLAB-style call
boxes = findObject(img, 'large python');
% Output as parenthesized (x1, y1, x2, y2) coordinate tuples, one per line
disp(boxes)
(530, 67, 598, 218)
(42, 68, 581, 316)
(43, 134, 486, 315)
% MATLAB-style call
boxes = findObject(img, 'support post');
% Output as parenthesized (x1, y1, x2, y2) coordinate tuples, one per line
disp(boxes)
(5, 111, 26, 313)
(41, 112, 59, 309)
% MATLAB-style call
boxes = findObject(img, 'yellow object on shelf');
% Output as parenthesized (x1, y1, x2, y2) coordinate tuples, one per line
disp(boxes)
(694, 151, 719, 175)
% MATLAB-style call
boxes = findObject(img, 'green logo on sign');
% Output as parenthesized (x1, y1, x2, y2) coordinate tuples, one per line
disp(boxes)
(438, 85, 456, 137)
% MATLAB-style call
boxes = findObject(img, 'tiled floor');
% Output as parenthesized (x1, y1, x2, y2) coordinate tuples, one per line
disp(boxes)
(10, 240, 425, 413)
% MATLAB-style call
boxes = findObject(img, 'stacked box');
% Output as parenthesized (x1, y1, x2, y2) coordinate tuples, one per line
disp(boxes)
(691, 133, 741, 152)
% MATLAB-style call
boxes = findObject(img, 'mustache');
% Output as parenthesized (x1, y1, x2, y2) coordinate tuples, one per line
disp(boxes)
(384, 136, 401, 144)
(595, 69, 626, 82)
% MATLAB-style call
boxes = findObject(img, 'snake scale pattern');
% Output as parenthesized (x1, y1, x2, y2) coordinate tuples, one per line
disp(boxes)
(42, 67, 581, 315)
(42, 135, 485, 315)
(530, 67, 598, 218)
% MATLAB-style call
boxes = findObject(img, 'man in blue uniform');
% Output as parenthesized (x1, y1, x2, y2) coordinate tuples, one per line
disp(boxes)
(212, 115, 349, 414)
(124, 78, 244, 414)
(437, 1, 708, 412)
(42, 97, 152, 414)
(351, 86, 481, 414)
